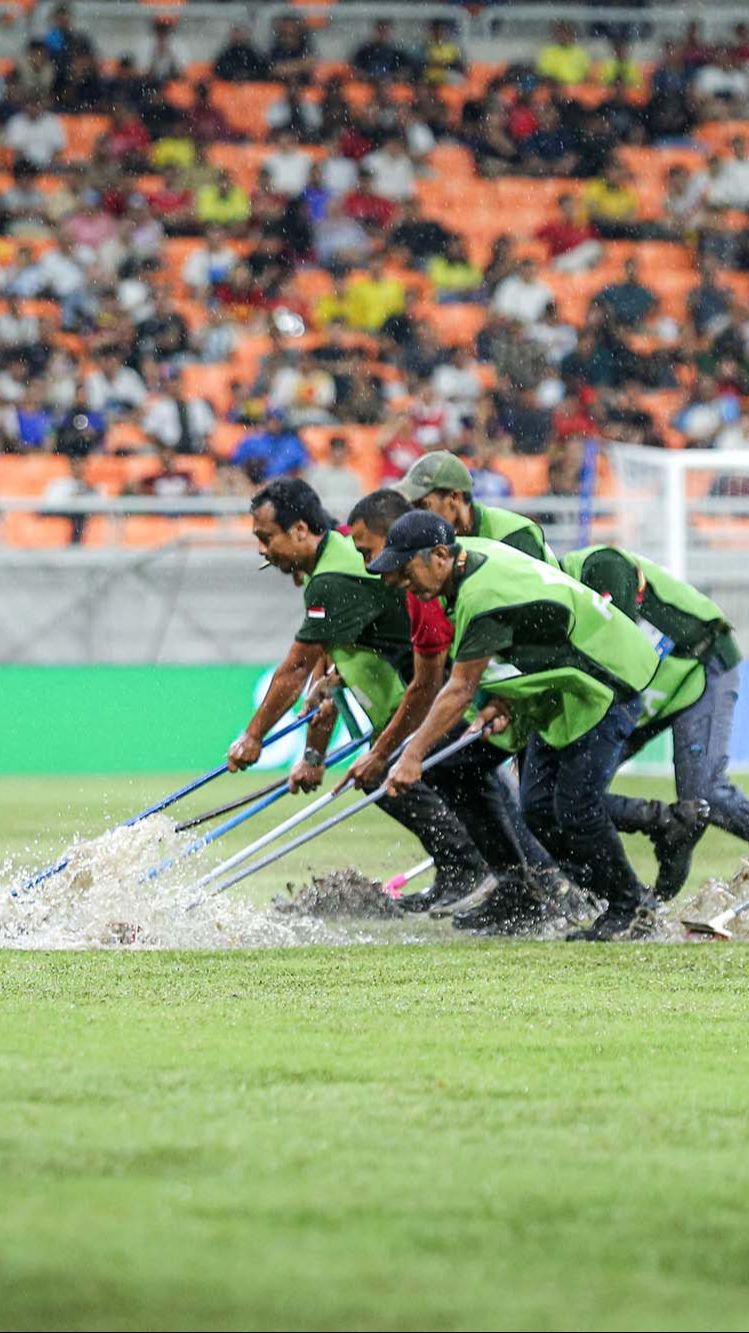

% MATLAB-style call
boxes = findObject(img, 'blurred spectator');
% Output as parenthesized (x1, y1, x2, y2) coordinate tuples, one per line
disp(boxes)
(343, 169, 396, 233)
(422, 20, 465, 86)
(195, 170, 249, 232)
(182, 226, 236, 296)
(0, 162, 50, 237)
(705, 137, 749, 210)
(148, 164, 195, 235)
(353, 21, 413, 83)
(389, 197, 452, 264)
(593, 258, 658, 329)
(582, 159, 640, 240)
(320, 136, 359, 195)
(43, 455, 100, 545)
(314, 198, 371, 269)
(213, 25, 270, 83)
(410, 383, 448, 449)
(378, 413, 423, 482)
(345, 259, 406, 332)
(137, 16, 186, 84)
(672, 374, 740, 445)
(268, 15, 315, 85)
(306, 435, 364, 517)
(231, 411, 310, 483)
(86, 346, 147, 415)
(336, 350, 385, 424)
(363, 137, 416, 201)
(470, 105, 519, 179)
(16, 40, 55, 101)
(135, 288, 190, 363)
(15, 381, 54, 450)
(599, 38, 641, 89)
(5, 98, 65, 170)
(269, 352, 337, 426)
(265, 132, 312, 196)
(478, 312, 549, 388)
(194, 308, 238, 364)
(499, 386, 552, 455)
(492, 259, 553, 325)
(597, 80, 645, 146)
(186, 82, 244, 147)
(56, 48, 103, 112)
(267, 77, 322, 144)
(536, 22, 591, 85)
(131, 444, 200, 498)
(521, 103, 580, 177)
(537, 193, 602, 272)
(663, 164, 709, 237)
(527, 304, 578, 367)
(142, 372, 215, 452)
(44, 5, 92, 74)
(431, 347, 482, 432)
(693, 47, 749, 120)
(687, 257, 733, 337)
(55, 384, 106, 457)
(428, 236, 483, 302)
(100, 103, 151, 171)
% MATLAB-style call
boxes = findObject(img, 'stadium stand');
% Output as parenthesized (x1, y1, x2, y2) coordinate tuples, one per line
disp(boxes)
(2, 4, 749, 546)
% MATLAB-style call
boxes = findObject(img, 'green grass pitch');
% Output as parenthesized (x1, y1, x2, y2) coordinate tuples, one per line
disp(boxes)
(1, 773, 749, 1333)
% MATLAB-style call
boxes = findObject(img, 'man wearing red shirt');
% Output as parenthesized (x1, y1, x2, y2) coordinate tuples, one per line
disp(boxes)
(345, 488, 570, 921)
(536, 193, 602, 272)
(343, 169, 396, 231)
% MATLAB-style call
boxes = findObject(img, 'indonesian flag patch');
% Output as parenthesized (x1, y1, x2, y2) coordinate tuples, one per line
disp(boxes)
(308, 606, 326, 620)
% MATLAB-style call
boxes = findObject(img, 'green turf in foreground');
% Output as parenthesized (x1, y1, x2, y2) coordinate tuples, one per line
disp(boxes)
(1, 947, 749, 1333)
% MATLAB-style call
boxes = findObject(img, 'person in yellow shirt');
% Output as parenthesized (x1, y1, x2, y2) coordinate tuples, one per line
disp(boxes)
(195, 169, 250, 230)
(427, 236, 483, 302)
(599, 38, 641, 88)
(314, 280, 351, 329)
(344, 257, 406, 332)
(582, 159, 640, 238)
(536, 21, 591, 85)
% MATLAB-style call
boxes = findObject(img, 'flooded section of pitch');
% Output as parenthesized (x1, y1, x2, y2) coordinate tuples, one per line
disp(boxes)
(0, 821, 432, 950)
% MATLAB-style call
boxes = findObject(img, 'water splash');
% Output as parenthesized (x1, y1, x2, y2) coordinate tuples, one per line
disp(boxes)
(0, 819, 402, 951)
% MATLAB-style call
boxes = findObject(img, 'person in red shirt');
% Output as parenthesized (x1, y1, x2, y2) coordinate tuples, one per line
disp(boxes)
(101, 103, 151, 171)
(378, 414, 424, 484)
(147, 164, 194, 235)
(507, 91, 539, 144)
(536, 193, 602, 273)
(343, 488, 569, 919)
(343, 168, 397, 232)
(185, 81, 246, 146)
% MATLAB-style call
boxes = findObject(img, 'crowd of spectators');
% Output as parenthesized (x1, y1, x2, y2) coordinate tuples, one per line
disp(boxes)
(2, 8, 749, 543)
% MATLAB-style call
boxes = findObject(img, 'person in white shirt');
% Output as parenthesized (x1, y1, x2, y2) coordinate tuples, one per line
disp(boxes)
(32, 237, 87, 299)
(136, 16, 187, 82)
(705, 137, 749, 210)
(266, 80, 322, 140)
(141, 376, 215, 451)
(305, 436, 364, 518)
(268, 352, 336, 426)
(715, 413, 749, 450)
(694, 48, 749, 116)
(527, 302, 578, 365)
(492, 259, 553, 325)
(265, 132, 312, 197)
(86, 348, 147, 416)
(430, 348, 481, 436)
(363, 137, 416, 201)
(182, 226, 237, 294)
(320, 148, 358, 196)
(5, 98, 65, 169)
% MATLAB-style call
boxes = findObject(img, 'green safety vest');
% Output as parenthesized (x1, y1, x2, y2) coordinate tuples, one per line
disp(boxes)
(306, 530, 408, 734)
(449, 539, 659, 749)
(472, 502, 560, 567)
(562, 545, 740, 725)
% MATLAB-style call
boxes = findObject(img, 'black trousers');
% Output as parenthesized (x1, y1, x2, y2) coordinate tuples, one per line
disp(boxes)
(377, 780, 488, 893)
(427, 737, 556, 875)
(520, 698, 646, 911)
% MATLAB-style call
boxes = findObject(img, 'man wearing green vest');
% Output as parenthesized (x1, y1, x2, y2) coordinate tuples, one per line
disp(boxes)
(369, 512, 661, 940)
(396, 451, 558, 566)
(227, 477, 496, 903)
(561, 544, 747, 896)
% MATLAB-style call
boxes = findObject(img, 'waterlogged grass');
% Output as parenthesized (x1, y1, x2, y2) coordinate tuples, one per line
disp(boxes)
(1, 946, 749, 1332)
(1, 776, 749, 1331)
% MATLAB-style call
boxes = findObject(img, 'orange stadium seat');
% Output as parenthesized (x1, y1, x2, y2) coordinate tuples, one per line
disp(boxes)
(180, 363, 234, 414)
(211, 82, 285, 133)
(59, 115, 110, 162)
(210, 422, 247, 459)
(3, 512, 74, 548)
(0, 455, 70, 496)
(498, 457, 550, 497)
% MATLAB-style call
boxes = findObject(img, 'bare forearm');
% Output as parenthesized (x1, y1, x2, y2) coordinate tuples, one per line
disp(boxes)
(246, 650, 321, 741)
(305, 700, 338, 756)
(371, 678, 442, 762)
(403, 676, 478, 763)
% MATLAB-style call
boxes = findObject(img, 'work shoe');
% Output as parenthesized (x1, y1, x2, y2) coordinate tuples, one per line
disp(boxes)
(429, 870, 500, 920)
(566, 899, 657, 942)
(650, 799, 710, 901)
(451, 870, 544, 934)
(527, 867, 600, 927)
(397, 876, 468, 914)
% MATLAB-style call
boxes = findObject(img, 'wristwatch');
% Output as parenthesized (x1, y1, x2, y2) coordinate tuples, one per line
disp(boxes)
(303, 747, 324, 767)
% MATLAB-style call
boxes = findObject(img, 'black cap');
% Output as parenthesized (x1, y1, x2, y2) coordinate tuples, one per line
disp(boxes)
(367, 511, 456, 574)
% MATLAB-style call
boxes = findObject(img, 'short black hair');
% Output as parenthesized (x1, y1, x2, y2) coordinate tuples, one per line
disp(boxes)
(251, 477, 330, 535)
(347, 488, 411, 534)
